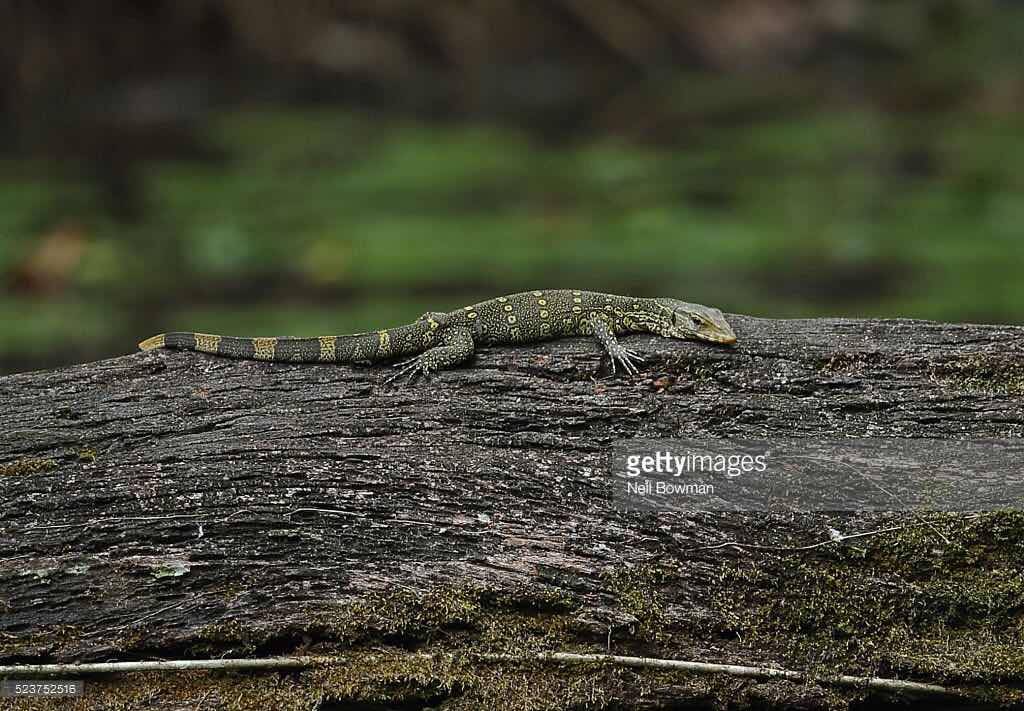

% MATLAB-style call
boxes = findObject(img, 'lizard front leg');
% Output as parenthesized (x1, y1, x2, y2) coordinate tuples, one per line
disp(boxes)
(586, 314, 644, 376)
(384, 326, 475, 385)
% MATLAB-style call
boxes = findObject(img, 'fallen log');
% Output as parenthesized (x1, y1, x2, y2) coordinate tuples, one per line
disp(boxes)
(2, 315, 1023, 709)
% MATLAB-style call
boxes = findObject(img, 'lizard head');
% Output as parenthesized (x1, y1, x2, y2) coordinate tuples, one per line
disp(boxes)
(653, 299, 737, 345)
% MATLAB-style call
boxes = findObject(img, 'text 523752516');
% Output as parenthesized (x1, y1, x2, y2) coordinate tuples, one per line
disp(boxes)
(1, 680, 84, 698)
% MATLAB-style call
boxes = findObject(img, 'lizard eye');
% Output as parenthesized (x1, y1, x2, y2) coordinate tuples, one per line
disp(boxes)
(691, 315, 703, 327)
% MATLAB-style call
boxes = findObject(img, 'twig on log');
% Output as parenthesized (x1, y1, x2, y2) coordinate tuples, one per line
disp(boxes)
(0, 652, 957, 697)
(692, 514, 982, 554)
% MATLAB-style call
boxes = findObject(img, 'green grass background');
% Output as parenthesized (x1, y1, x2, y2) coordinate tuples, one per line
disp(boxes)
(1, 102, 1021, 373)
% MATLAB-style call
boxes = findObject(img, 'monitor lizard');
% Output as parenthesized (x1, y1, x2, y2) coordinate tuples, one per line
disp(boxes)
(138, 290, 737, 383)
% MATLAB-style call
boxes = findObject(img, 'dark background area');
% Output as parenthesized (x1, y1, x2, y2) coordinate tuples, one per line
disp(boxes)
(1, 0, 1022, 374)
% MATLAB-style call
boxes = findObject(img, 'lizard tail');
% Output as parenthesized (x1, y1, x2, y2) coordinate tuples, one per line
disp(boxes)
(138, 334, 167, 351)
(139, 332, 326, 361)
(138, 324, 430, 362)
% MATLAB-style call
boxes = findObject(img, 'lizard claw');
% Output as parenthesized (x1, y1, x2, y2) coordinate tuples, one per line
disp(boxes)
(610, 346, 644, 376)
(384, 356, 429, 386)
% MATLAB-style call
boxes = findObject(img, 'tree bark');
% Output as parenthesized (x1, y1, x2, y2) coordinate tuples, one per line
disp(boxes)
(2, 315, 1023, 710)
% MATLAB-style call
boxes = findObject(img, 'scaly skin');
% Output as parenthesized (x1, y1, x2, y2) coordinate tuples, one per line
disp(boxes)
(138, 290, 737, 382)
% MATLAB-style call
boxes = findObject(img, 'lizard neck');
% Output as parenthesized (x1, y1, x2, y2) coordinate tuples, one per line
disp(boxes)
(622, 298, 673, 335)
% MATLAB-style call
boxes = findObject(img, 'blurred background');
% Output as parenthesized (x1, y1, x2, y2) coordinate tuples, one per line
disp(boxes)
(1, 1, 1022, 374)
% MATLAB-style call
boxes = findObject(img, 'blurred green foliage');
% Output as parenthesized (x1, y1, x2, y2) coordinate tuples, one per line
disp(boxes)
(2, 97, 1023, 372)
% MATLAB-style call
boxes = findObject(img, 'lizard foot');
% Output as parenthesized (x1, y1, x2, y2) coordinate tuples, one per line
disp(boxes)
(383, 355, 433, 386)
(609, 346, 644, 376)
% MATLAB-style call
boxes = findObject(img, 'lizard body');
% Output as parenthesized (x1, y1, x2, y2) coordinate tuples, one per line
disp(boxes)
(138, 290, 736, 381)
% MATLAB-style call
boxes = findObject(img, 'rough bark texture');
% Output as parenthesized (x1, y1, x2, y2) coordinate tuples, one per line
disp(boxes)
(2, 315, 1024, 710)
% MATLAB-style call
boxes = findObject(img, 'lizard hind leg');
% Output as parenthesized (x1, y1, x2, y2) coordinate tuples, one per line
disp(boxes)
(383, 326, 475, 386)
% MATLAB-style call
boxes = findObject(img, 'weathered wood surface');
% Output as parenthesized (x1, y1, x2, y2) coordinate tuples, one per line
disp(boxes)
(2, 315, 1023, 709)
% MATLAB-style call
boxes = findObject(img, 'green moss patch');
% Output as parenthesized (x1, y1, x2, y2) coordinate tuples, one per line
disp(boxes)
(930, 355, 1024, 395)
(9, 521, 1022, 708)
(0, 457, 56, 477)
(707, 511, 1024, 699)
(303, 583, 580, 650)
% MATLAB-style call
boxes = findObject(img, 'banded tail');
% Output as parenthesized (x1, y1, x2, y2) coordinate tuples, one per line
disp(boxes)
(138, 325, 429, 364)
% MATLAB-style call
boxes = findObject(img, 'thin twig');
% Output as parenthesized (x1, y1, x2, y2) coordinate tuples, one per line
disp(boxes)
(20, 509, 257, 533)
(491, 652, 953, 696)
(100, 592, 212, 634)
(21, 513, 205, 532)
(0, 652, 956, 697)
(692, 524, 910, 553)
(833, 460, 951, 545)
(691, 513, 981, 554)
(287, 507, 360, 519)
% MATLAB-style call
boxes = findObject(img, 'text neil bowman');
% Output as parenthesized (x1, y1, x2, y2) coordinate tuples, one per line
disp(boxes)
(623, 450, 770, 496)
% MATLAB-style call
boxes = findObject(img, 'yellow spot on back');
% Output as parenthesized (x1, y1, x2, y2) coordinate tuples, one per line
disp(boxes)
(467, 311, 478, 319)
(497, 296, 508, 303)
(138, 334, 166, 351)
(319, 336, 337, 361)
(540, 310, 549, 318)
(532, 291, 543, 296)
(253, 337, 277, 361)
(538, 299, 547, 306)
(507, 315, 517, 325)
(195, 333, 221, 354)
(377, 330, 392, 357)
(503, 304, 513, 312)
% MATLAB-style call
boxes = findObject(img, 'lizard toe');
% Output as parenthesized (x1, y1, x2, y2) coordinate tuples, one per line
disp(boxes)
(611, 346, 643, 376)
(384, 357, 423, 385)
